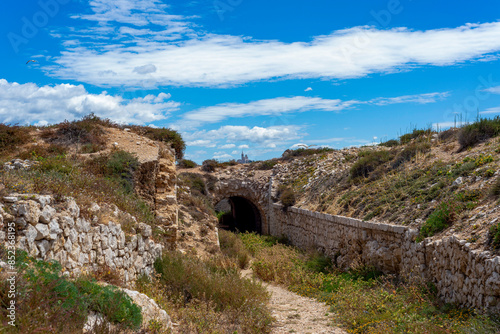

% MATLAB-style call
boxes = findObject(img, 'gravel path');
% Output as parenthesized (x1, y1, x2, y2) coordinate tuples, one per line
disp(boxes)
(241, 269, 346, 334)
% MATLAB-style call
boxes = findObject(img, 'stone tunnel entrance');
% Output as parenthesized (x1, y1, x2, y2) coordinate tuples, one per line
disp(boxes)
(216, 197, 263, 233)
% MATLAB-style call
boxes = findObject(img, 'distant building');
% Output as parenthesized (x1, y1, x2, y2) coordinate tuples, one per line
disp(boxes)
(237, 151, 252, 164)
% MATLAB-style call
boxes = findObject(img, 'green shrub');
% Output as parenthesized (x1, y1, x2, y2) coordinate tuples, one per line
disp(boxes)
(458, 117, 500, 150)
(0, 251, 142, 333)
(379, 139, 399, 147)
(350, 150, 394, 179)
(418, 200, 462, 240)
(130, 126, 185, 159)
(201, 159, 219, 172)
(488, 223, 500, 250)
(279, 186, 296, 208)
(490, 177, 500, 198)
(106, 150, 140, 193)
(153, 252, 272, 330)
(178, 159, 197, 168)
(281, 147, 334, 160)
(400, 128, 432, 144)
(391, 142, 431, 169)
(256, 159, 278, 170)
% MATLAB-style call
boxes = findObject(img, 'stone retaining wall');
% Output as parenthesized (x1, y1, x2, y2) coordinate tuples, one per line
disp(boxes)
(270, 203, 500, 313)
(0, 194, 163, 284)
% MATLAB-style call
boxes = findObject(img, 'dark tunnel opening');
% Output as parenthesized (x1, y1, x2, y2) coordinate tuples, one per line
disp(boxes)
(216, 197, 262, 234)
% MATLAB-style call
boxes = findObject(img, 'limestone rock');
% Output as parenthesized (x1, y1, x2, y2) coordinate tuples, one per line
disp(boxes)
(122, 288, 171, 331)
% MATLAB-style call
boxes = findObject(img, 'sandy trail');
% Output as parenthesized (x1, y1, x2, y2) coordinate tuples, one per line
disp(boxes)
(242, 269, 346, 334)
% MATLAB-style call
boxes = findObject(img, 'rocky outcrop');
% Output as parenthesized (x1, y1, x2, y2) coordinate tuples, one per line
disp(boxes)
(0, 194, 163, 284)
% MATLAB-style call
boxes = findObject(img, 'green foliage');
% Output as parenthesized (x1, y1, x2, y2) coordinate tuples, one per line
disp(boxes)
(488, 223, 500, 250)
(305, 253, 334, 274)
(0, 123, 31, 153)
(255, 159, 278, 170)
(350, 150, 394, 179)
(0, 251, 142, 333)
(178, 159, 197, 168)
(379, 139, 400, 147)
(106, 150, 140, 193)
(281, 147, 334, 160)
(201, 159, 218, 172)
(131, 126, 186, 159)
(400, 128, 432, 144)
(490, 176, 500, 198)
(418, 200, 463, 241)
(458, 116, 500, 150)
(218, 229, 251, 269)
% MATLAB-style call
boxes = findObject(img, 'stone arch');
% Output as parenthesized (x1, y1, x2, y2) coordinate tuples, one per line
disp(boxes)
(212, 180, 269, 234)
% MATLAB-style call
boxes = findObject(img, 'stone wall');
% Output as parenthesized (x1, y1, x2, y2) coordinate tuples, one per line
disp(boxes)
(270, 203, 500, 313)
(0, 194, 163, 284)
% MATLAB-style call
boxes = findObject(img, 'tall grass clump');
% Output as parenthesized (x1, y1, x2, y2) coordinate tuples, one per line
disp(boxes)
(458, 116, 500, 150)
(0, 124, 31, 154)
(350, 150, 394, 179)
(136, 251, 272, 333)
(41, 113, 112, 152)
(218, 229, 251, 269)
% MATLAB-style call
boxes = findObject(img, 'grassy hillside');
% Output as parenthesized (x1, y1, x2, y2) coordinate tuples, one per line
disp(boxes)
(267, 118, 500, 252)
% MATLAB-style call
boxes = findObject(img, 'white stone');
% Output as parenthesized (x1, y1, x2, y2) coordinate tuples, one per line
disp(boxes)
(37, 240, 51, 257)
(34, 223, 50, 240)
(39, 205, 56, 224)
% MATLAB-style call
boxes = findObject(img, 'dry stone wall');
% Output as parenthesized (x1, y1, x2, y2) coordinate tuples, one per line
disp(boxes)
(0, 194, 163, 284)
(270, 203, 500, 313)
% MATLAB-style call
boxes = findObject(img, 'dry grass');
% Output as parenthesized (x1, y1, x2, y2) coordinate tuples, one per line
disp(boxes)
(136, 251, 273, 333)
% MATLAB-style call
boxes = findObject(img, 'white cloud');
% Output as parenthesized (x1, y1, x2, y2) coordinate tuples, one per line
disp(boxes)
(49, 12, 500, 88)
(231, 150, 238, 154)
(484, 86, 500, 94)
(368, 92, 450, 106)
(185, 139, 216, 147)
(238, 144, 249, 149)
(219, 143, 236, 149)
(183, 125, 303, 150)
(213, 153, 233, 160)
(176, 92, 448, 128)
(133, 64, 157, 74)
(480, 106, 500, 114)
(0, 79, 179, 125)
(304, 87, 313, 92)
(177, 96, 355, 128)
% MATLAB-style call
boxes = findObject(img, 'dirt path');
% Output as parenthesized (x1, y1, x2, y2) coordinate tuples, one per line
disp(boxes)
(242, 269, 346, 334)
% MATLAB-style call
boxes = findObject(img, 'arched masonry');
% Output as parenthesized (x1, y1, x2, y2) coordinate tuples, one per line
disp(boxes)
(212, 176, 271, 234)
(207, 172, 500, 313)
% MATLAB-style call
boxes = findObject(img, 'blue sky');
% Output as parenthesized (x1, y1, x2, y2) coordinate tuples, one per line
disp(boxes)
(1, 0, 500, 163)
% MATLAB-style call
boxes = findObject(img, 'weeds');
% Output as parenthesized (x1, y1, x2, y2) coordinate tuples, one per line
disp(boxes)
(229, 232, 500, 334)
(129, 126, 185, 160)
(350, 150, 394, 179)
(488, 223, 500, 250)
(137, 251, 272, 333)
(458, 116, 500, 150)
(0, 251, 141, 333)
(0, 124, 31, 153)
